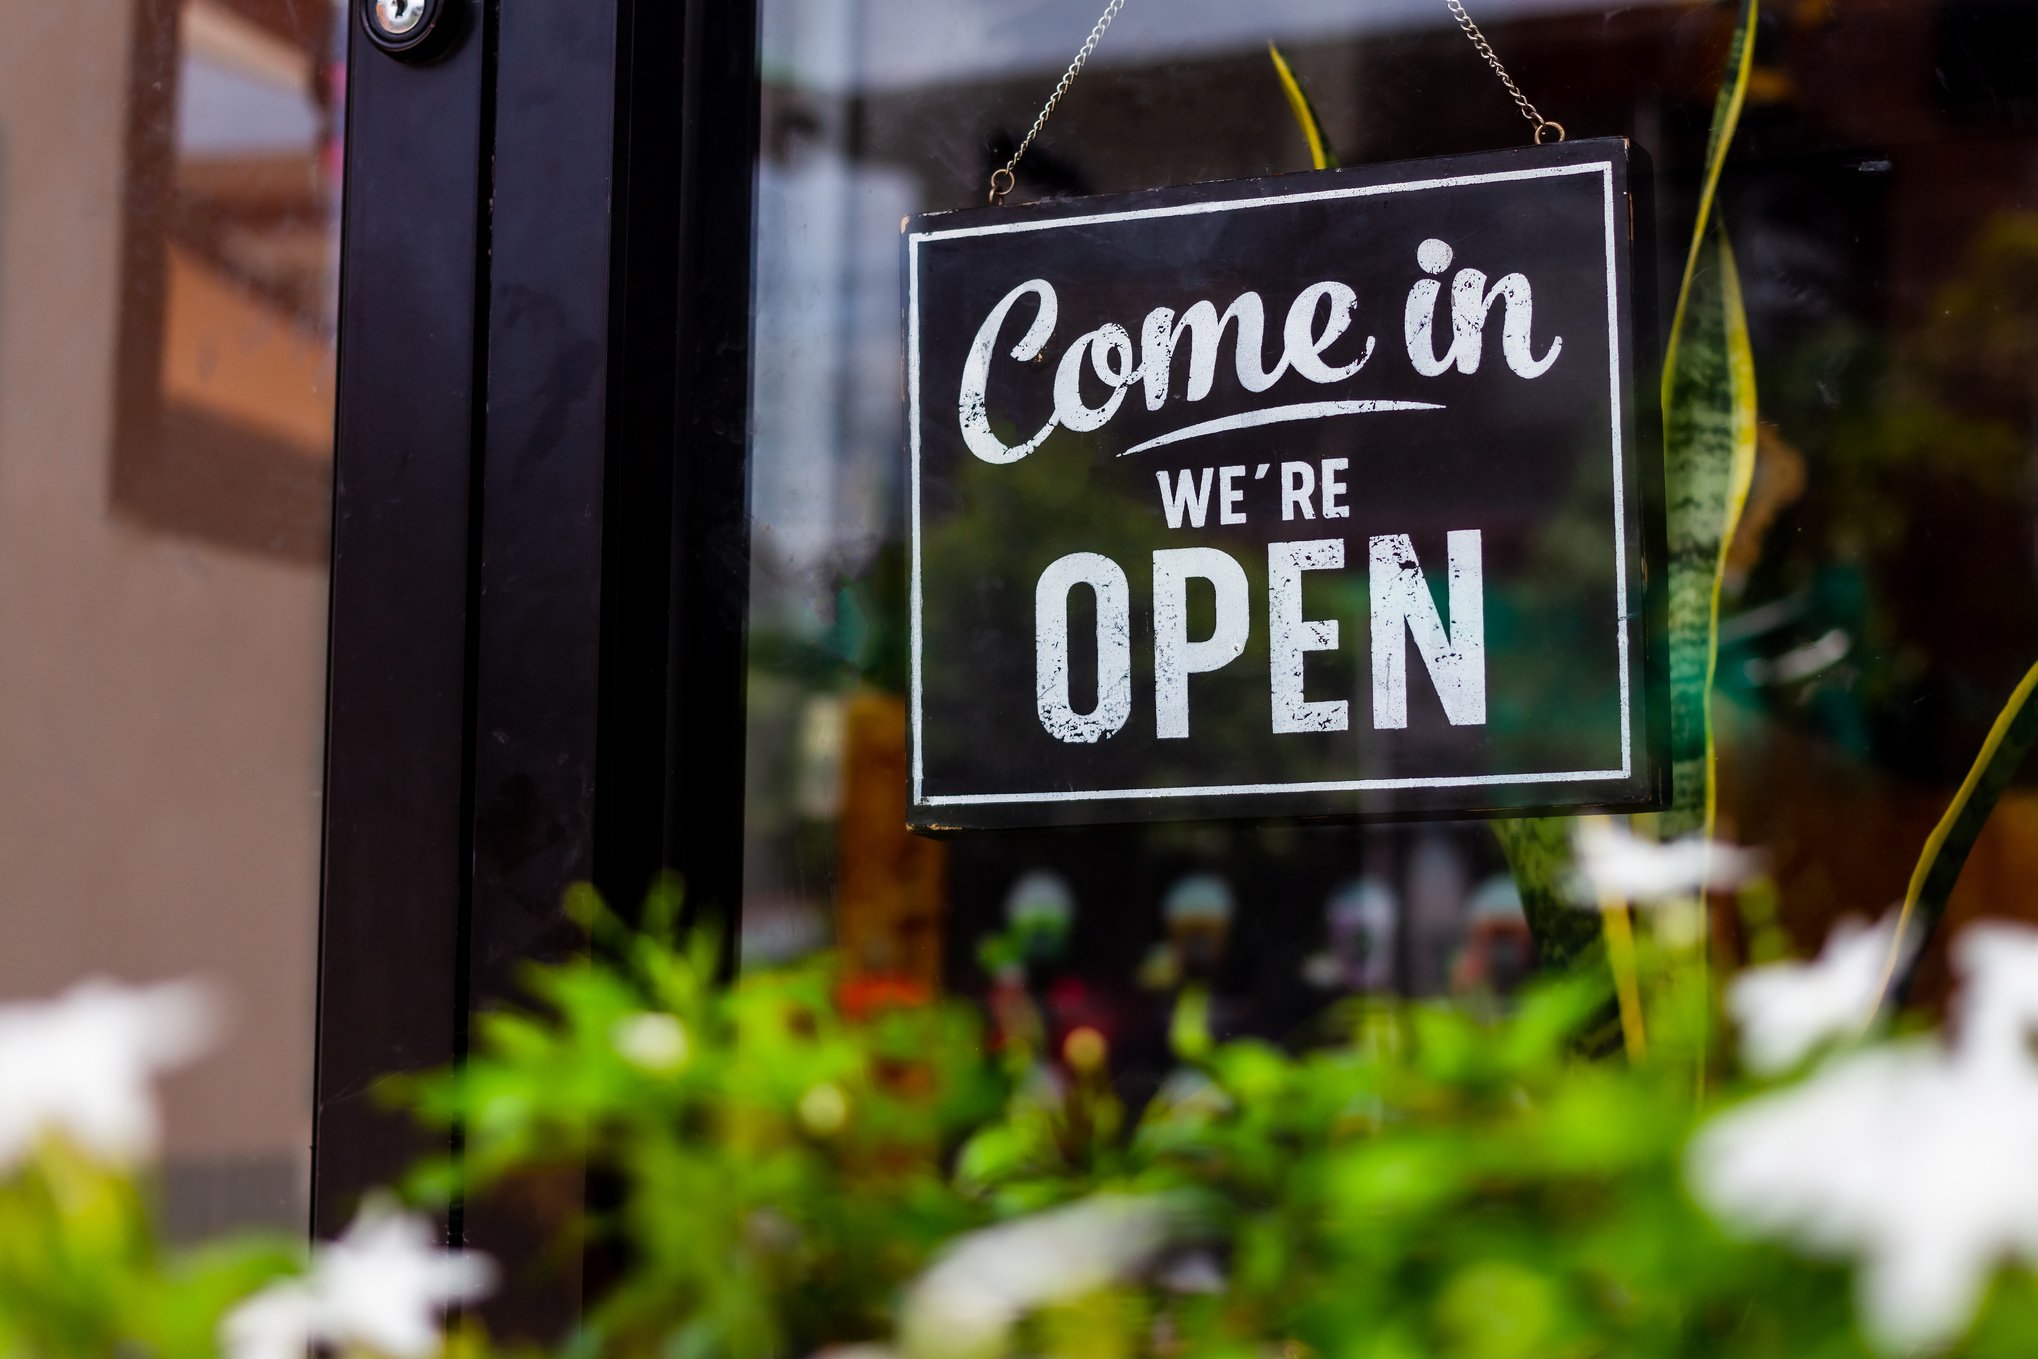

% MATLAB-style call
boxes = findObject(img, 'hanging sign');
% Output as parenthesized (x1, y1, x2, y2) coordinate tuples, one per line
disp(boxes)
(903, 139, 1664, 831)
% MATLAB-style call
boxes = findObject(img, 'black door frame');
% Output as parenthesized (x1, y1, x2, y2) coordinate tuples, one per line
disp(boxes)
(313, 0, 760, 1325)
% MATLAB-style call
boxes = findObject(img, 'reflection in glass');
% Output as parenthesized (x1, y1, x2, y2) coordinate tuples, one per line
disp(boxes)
(0, 0, 343, 1235)
(745, 0, 2038, 1043)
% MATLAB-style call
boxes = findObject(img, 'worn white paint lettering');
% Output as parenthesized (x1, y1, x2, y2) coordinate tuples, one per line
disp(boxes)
(1269, 538, 1349, 734)
(1153, 546, 1251, 739)
(1321, 457, 1350, 518)
(1369, 530, 1486, 729)
(1218, 465, 1248, 525)
(959, 246, 1563, 464)
(1283, 281, 1375, 384)
(1403, 239, 1562, 380)
(1140, 293, 1289, 407)
(1054, 322, 1137, 432)
(1155, 467, 1215, 529)
(1281, 462, 1315, 521)
(1034, 552, 1133, 743)
(960, 278, 1061, 464)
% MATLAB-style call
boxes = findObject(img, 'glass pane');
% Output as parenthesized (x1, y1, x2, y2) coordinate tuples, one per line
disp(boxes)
(745, 0, 2038, 1035)
(0, 0, 343, 1234)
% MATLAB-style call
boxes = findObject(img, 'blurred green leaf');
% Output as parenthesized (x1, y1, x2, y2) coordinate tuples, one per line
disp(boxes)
(1883, 658, 2038, 1005)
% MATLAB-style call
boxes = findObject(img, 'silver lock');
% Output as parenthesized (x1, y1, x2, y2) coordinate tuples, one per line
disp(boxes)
(372, 0, 426, 36)
(361, 0, 458, 59)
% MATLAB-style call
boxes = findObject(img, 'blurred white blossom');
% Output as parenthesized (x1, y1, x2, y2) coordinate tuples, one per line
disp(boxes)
(1729, 915, 1900, 1075)
(0, 978, 219, 1171)
(1571, 821, 1761, 905)
(613, 1011, 690, 1073)
(223, 1200, 495, 1359)
(1950, 922, 2038, 1071)
(1691, 920, 2038, 1353)
(898, 1195, 1182, 1359)
(799, 1082, 851, 1136)
(221, 1281, 323, 1359)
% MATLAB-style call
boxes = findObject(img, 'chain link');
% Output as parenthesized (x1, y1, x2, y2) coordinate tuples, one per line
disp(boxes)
(989, 0, 1129, 205)
(987, 0, 1559, 204)
(1443, 0, 1564, 144)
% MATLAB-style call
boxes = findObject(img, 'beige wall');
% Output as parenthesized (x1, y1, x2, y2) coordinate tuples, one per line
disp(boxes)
(0, 0, 330, 1227)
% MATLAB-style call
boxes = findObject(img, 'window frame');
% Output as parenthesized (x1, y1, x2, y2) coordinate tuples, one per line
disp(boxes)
(313, 0, 761, 1333)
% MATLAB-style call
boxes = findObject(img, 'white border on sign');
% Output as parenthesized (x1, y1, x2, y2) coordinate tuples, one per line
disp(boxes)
(906, 160, 1632, 808)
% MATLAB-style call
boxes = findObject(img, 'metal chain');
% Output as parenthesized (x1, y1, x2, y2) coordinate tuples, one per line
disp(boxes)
(989, 0, 1129, 205)
(986, 0, 1556, 203)
(1442, 0, 1565, 144)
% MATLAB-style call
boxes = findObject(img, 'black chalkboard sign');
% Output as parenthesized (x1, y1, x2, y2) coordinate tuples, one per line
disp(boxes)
(903, 138, 1664, 831)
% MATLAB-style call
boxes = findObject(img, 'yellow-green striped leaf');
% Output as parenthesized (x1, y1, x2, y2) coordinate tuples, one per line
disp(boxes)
(1502, 0, 1758, 992)
(1878, 660, 2038, 1008)
(1269, 43, 1339, 171)
(1660, 224, 1757, 838)
(1657, 0, 1758, 840)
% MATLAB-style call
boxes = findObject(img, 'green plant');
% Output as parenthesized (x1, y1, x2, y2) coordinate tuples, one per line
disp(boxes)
(1658, 0, 1760, 852)
(1877, 660, 2038, 1007)
(0, 981, 490, 1359)
(9, 879, 2038, 1358)
(0, 1145, 294, 1359)
(405, 884, 1003, 1359)
(396, 882, 2038, 1359)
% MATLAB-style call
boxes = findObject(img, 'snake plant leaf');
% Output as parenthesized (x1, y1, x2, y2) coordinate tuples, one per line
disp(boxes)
(1498, 0, 1757, 988)
(1660, 224, 1758, 839)
(1269, 43, 1339, 170)
(1879, 660, 2038, 1007)
(1657, 0, 1759, 841)
(1672, 0, 1757, 313)
(1494, 817, 1599, 973)
(1488, 818, 1625, 1055)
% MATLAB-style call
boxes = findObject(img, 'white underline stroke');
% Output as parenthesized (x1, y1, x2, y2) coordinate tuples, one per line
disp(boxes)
(1118, 399, 1445, 456)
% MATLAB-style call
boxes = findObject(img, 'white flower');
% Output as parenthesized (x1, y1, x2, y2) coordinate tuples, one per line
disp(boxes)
(798, 1082, 851, 1136)
(613, 1011, 690, 1073)
(898, 1195, 1184, 1359)
(1950, 922, 2038, 1072)
(223, 1200, 495, 1359)
(1570, 821, 1761, 905)
(1691, 1042, 2038, 1352)
(221, 1281, 321, 1359)
(1729, 915, 1900, 1075)
(1690, 921, 2038, 1353)
(0, 978, 219, 1171)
